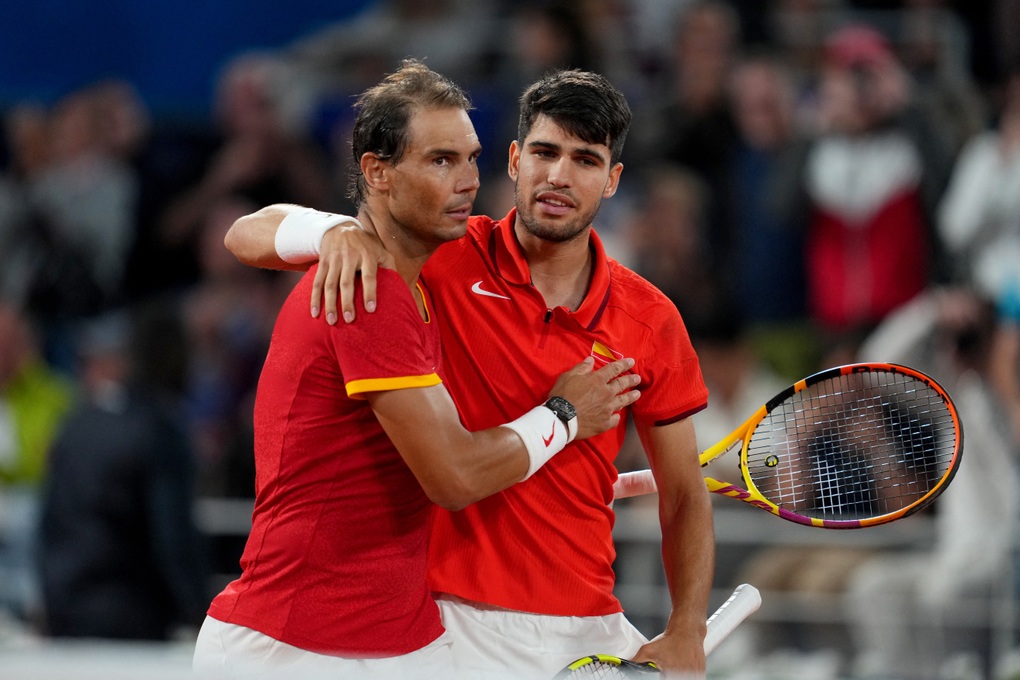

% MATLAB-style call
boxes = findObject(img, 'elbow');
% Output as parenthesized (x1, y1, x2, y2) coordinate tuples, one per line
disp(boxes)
(430, 496, 472, 513)
(223, 217, 251, 265)
(424, 487, 475, 513)
(421, 473, 481, 512)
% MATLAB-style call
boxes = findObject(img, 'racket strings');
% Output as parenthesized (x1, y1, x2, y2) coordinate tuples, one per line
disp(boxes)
(744, 371, 957, 521)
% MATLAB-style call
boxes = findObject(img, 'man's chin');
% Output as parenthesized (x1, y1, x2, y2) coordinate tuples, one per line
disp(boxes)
(522, 218, 586, 243)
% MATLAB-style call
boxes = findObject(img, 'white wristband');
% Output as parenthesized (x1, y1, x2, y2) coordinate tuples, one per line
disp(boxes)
(501, 405, 573, 480)
(274, 207, 361, 264)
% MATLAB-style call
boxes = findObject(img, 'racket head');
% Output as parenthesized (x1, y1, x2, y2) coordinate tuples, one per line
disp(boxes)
(724, 363, 962, 528)
(555, 655, 659, 678)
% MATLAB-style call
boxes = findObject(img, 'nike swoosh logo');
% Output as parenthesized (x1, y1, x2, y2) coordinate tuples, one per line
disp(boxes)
(471, 281, 511, 300)
(542, 422, 556, 447)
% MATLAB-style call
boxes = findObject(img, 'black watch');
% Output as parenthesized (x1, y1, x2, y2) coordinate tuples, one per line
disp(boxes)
(544, 396, 576, 425)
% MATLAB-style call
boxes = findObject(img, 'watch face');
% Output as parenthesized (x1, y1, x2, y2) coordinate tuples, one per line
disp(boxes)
(547, 396, 576, 421)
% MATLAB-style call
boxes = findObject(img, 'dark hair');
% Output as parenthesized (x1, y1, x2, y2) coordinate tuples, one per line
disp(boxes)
(517, 70, 632, 165)
(347, 59, 472, 205)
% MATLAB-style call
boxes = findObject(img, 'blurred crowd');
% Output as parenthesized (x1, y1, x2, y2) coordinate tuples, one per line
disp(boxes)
(0, 0, 1019, 675)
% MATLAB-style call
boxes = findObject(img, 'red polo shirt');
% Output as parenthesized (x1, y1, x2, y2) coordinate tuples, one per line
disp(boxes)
(424, 210, 708, 615)
(208, 267, 446, 655)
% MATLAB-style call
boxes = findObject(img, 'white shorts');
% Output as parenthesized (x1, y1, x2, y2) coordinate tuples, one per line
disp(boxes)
(436, 594, 649, 680)
(192, 616, 453, 680)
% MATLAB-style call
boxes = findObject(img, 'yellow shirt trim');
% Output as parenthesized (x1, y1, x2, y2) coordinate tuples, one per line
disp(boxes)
(346, 373, 442, 399)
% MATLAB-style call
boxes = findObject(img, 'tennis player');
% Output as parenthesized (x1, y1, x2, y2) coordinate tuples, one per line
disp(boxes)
(224, 69, 713, 678)
(193, 61, 641, 680)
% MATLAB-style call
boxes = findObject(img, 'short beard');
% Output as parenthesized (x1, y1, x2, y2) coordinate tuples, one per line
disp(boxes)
(515, 187, 600, 244)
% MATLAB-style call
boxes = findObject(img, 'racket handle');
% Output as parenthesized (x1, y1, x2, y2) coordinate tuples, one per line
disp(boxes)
(704, 584, 761, 656)
(614, 470, 657, 499)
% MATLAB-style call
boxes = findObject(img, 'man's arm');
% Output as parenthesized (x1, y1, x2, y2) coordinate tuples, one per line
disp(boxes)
(368, 357, 640, 511)
(630, 417, 715, 675)
(224, 204, 391, 324)
(224, 204, 310, 271)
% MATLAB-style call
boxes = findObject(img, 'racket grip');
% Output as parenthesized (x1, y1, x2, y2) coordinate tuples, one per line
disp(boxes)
(704, 584, 761, 656)
(613, 470, 657, 499)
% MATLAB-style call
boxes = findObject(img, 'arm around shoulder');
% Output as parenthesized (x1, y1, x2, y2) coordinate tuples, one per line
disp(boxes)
(224, 204, 359, 271)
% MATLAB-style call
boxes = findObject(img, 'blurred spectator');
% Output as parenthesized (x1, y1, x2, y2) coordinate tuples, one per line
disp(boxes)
(783, 23, 956, 363)
(0, 302, 73, 488)
(633, 0, 742, 265)
(938, 66, 1020, 307)
(726, 51, 818, 380)
(84, 78, 195, 304)
(623, 162, 725, 336)
(157, 52, 333, 289)
(898, 0, 987, 154)
(0, 105, 48, 308)
(26, 88, 139, 316)
(0, 300, 74, 620)
(0, 88, 141, 370)
(37, 302, 208, 641)
(88, 79, 153, 165)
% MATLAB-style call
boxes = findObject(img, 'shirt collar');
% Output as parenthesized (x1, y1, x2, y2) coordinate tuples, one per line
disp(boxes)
(490, 208, 613, 331)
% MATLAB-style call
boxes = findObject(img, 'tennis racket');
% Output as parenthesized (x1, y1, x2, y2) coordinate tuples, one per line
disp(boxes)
(555, 584, 762, 677)
(614, 363, 963, 529)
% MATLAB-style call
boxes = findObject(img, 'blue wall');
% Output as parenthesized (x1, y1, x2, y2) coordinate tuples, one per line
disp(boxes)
(0, 0, 372, 119)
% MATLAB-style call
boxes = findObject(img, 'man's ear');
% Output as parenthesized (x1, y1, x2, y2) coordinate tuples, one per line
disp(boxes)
(603, 162, 623, 199)
(507, 140, 521, 182)
(361, 153, 389, 193)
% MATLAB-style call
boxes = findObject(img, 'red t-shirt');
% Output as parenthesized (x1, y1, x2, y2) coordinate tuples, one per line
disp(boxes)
(424, 210, 708, 616)
(207, 267, 446, 656)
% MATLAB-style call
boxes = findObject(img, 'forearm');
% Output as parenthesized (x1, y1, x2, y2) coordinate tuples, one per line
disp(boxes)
(369, 359, 636, 510)
(410, 426, 533, 510)
(223, 204, 312, 271)
(370, 385, 575, 511)
(659, 486, 715, 637)
(631, 418, 714, 672)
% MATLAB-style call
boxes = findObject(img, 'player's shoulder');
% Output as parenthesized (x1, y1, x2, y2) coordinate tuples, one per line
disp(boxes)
(606, 258, 678, 314)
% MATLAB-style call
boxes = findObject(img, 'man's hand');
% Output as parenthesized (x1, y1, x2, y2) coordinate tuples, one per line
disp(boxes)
(633, 630, 706, 678)
(313, 213, 394, 324)
(549, 357, 640, 440)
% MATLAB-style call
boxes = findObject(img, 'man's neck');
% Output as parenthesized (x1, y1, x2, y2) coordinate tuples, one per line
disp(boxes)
(357, 206, 432, 288)
(515, 222, 594, 312)
(358, 204, 437, 321)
